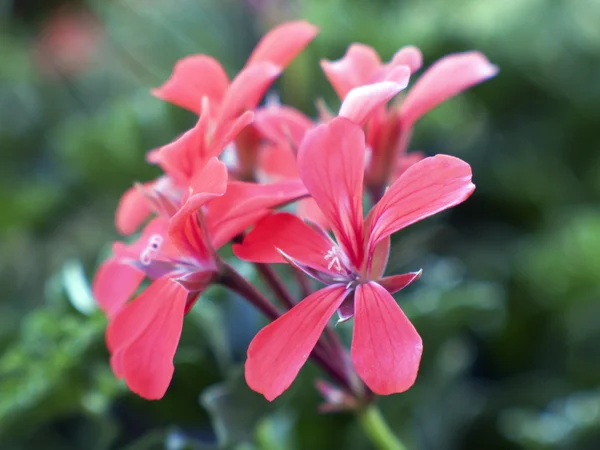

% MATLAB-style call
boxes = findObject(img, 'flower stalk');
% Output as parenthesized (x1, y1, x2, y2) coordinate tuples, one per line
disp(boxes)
(358, 405, 408, 450)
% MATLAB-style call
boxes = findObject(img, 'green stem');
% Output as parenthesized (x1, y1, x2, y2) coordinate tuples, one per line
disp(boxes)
(358, 405, 408, 450)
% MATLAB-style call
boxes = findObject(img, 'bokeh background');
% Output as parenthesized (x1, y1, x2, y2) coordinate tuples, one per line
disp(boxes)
(2, 0, 600, 449)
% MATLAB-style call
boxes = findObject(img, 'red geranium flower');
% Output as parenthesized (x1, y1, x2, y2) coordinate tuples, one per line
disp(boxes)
(322, 44, 497, 190)
(234, 117, 475, 400)
(94, 158, 307, 399)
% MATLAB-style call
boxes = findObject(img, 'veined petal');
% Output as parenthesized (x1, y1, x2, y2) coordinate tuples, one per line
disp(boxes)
(108, 276, 188, 400)
(339, 80, 409, 127)
(320, 44, 381, 99)
(246, 20, 319, 68)
(115, 184, 153, 235)
(92, 256, 144, 318)
(400, 51, 498, 128)
(378, 270, 422, 294)
(245, 284, 349, 401)
(151, 55, 229, 114)
(351, 282, 422, 395)
(205, 179, 308, 249)
(254, 105, 313, 148)
(216, 62, 281, 127)
(233, 212, 336, 274)
(367, 155, 475, 250)
(297, 117, 365, 267)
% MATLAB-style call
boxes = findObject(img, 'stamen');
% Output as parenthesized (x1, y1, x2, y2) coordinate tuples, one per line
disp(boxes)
(324, 247, 344, 273)
(140, 234, 164, 266)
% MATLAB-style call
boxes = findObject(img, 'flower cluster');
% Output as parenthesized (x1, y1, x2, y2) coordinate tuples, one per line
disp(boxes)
(93, 21, 497, 402)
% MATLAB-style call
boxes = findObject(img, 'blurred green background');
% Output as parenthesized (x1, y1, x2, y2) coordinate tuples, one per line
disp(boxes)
(1, 0, 600, 449)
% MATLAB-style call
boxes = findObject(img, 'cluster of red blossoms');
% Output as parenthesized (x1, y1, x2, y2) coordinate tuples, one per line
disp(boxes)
(93, 21, 497, 402)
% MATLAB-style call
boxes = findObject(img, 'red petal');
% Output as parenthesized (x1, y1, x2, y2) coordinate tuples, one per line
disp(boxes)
(108, 276, 188, 400)
(246, 20, 319, 68)
(378, 270, 422, 294)
(151, 55, 229, 114)
(205, 179, 308, 249)
(245, 284, 349, 401)
(320, 44, 381, 99)
(254, 105, 313, 148)
(115, 184, 153, 235)
(367, 155, 475, 251)
(351, 282, 422, 394)
(168, 158, 227, 261)
(339, 80, 409, 127)
(92, 256, 144, 318)
(297, 117, 365, 267)
(233, 212, 335, 274)
(400, 51, 498, 128)
(216, 62, 281, 127)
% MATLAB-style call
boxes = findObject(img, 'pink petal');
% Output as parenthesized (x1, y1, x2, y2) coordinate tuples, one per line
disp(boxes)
(245, 284, 349, 401)
(388, 46, 423, 74)
(108, 276, 188, 400)
(400, 51, 498, 128)
(297, 117, 365, 267)
(233, 212, 336, 274)
(92, 256, 144, 318)
(151, 55, 229, 114)
(339, 80, 409, 127)
(115, 184, 153, 235)
(254, 105, 313, 148)
(216, 62, 281, 127)
(156, 105, 211, 185)
(205, 179, 308, 249)
(246, 20, 319, 68)
(257, 142, 299, 180)
(367, 155, 475, 250)
(320, 44, 382, 99)
(351, 282, 422, 395)
(378, 270, 422, 294)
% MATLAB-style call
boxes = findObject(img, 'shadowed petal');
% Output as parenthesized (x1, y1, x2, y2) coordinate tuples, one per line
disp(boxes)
(233, 212, 336, 274)
(351, 282, 422, 395)
(400, 51, 498, 128)
(320, 44, 381, 99)
(151, 55, 229, 114)
(367, 155, 475, 250)
(254, 105, 313, 148)
(205, 179, 308, 249)
(169, 158, 227, 261)
(108, 276, 188, 400)
(246, 20, 319, 68)
(245, 284, 349, 401)
(297, 117, 365, 267)
(378, 270, 422, 294)
(340, 80, 409, 127)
